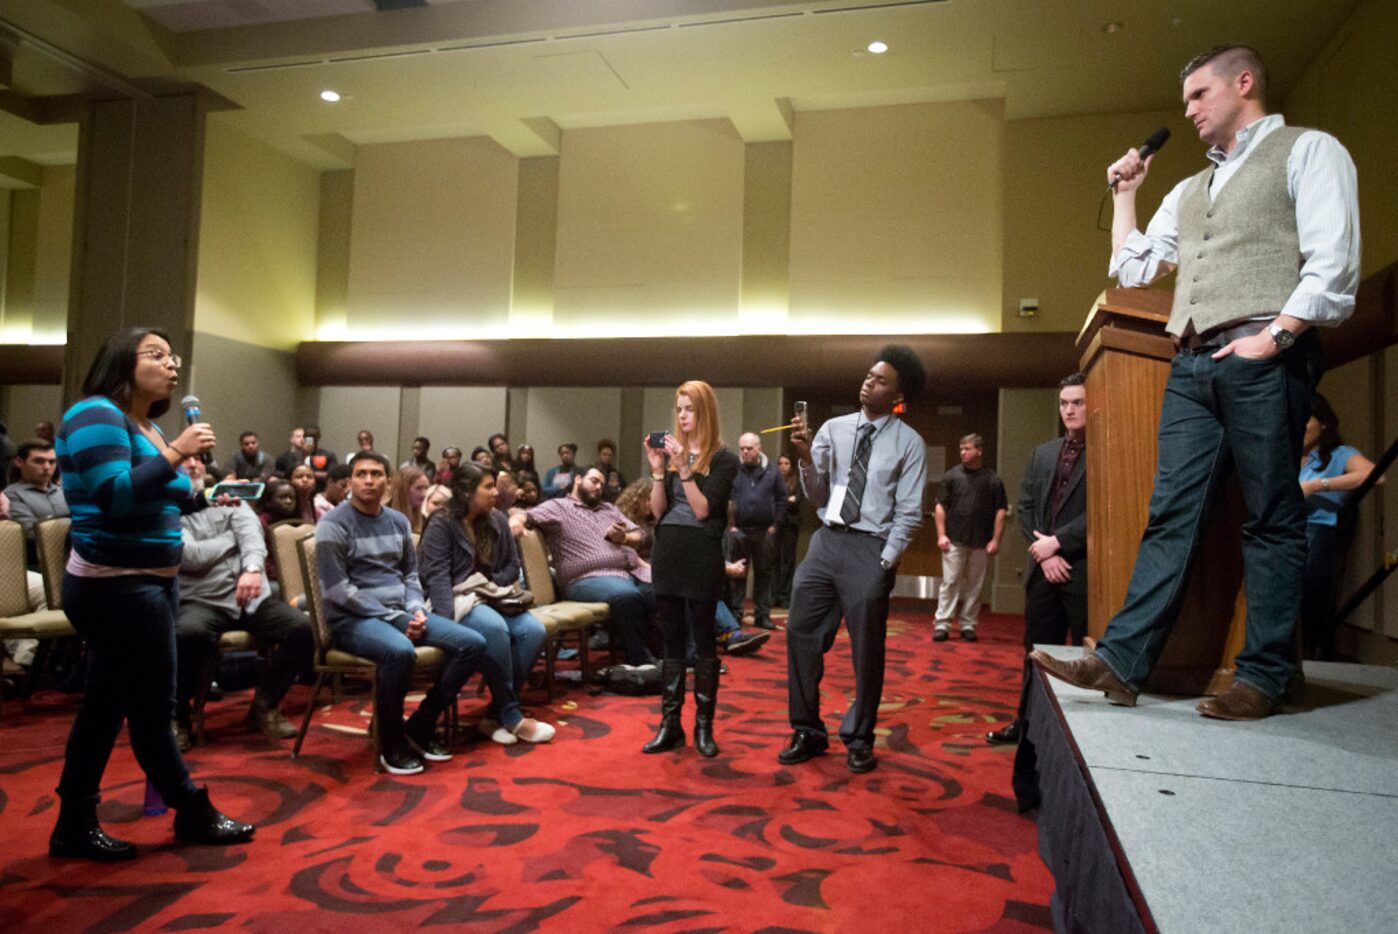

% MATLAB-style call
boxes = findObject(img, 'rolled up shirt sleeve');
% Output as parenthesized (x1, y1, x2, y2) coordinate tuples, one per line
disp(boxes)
(1281, 130, 1360, 327)
(1109, 179, 1186, 287)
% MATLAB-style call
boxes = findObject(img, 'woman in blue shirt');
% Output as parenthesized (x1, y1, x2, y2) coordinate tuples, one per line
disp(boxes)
(50, 327, 255, 861)
(1298, 394, 1381, 659)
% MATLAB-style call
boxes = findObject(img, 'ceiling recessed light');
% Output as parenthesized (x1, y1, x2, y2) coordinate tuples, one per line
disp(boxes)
(320, 89, 342, 102)
(1101, 22, 1124, 34)
(867, 40, 888, 54)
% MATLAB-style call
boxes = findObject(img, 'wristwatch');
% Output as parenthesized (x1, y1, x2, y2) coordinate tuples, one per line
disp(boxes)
(880, 558, 894, 572)
(1266, 324, 1296, 349)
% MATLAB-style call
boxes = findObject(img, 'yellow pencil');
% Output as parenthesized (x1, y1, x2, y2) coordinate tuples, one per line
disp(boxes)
(760, 423, 795, 434)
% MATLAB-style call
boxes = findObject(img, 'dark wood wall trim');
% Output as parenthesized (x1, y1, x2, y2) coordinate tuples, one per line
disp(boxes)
(295, 332, 1081, 391)
(0, 345, 64, 384)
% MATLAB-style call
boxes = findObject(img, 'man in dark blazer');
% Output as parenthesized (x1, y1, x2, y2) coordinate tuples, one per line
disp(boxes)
(988, 372, 1087, 745)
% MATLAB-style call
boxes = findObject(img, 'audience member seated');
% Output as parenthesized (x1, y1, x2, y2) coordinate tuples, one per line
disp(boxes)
(437, 447, 463, 485)
(422, 483, 450, 521)
(401, 436, 434, 474)
(34, 420, 59, 481)
(510, 467, 657, 669)
(469, 446, 493, 467)
(356, 430, 375, 453)
(288, 464, 318, 522)
(515, 477, 540, 510)
(487, 433, 515, 473)
(542, 443, 579, 500)
(315, 452, 498, 774)
(614, 479, 768, 658)
(388, 466, 430, 534)
(172, 455, 314, 750)
(419, 463, 554, 744)
(595, 439, 626, 502)
(315, 463, 351, 520)
(494, 470, 519, 512)
(229, 431, 275, 481)
(258, 478, 301, 582)
(274, 427, 305, 477)
(6, 439, 69, 559)
(301, 425, 337, 489)
(515, 444, 539, 485)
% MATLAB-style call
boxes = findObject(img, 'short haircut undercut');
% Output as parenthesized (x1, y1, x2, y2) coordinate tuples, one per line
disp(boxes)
(1181, 44, 1267, 102)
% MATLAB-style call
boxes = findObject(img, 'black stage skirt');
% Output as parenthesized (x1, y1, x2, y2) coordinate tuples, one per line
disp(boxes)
(651, 524, 724, 600)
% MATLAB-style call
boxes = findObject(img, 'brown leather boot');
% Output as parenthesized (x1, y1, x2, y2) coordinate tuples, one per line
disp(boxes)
(1028, 650, 1137, 706)
(1196, 679, 1277, 721)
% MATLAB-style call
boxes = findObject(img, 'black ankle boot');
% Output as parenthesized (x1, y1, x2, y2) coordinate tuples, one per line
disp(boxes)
(49, 799, 137, 862)
(692, 657, 720, 758)
(642, 660, 687, 754)
(173, 787, 255, 845)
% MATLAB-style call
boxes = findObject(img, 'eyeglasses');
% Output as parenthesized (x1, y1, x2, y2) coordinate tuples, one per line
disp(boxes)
(137, 350, 182, 368)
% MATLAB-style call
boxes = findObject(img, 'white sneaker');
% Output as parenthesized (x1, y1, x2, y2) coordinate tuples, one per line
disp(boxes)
(490, 727, 519, 745)
(510, 718, 556, 743)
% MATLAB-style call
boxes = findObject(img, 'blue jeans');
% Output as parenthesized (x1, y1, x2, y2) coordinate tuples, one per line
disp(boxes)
(1094, 335, 1319, 699)
(563, 575, 655, 666)
(331, 611, 499, 741)
(457, 605, 547, 721)
(57, 575, 199, 809)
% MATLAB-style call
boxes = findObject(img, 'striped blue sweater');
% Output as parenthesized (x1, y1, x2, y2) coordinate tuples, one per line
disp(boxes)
(56, 396, 202, 569)
(315, 501, 425, 630)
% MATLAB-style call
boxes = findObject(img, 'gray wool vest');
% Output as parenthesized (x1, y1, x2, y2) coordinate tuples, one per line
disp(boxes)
(1167, 125, 1305, 337)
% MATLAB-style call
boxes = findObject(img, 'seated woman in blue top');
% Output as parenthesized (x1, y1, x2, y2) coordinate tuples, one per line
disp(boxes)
(50, 327, 254, 862)
(418, 462, 555, 744)
(1298, 394, 1382, 659)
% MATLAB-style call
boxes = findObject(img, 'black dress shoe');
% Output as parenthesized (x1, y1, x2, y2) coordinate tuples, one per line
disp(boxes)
(847, 747, 876, 773)
(49, 824, 138, 862)
(986, 720, 1022, 745)
(777, 731, 829, 765)
(753, 618, 776, 631)
(173, 787, 255, 845)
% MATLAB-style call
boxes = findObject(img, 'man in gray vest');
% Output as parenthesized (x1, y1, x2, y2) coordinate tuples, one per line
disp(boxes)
(1033, 45, 1360, 720)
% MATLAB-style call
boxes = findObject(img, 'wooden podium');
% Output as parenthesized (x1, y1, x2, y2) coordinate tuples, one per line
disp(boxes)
(1077, 288, 1247, 695)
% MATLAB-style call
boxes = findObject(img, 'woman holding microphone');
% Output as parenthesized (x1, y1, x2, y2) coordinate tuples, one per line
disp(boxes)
(642, 381, 739, 757)
(49, 327, 255, 861)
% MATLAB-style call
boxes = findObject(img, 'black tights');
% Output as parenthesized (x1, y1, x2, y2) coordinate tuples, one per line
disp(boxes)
(656, 595, 718, 660)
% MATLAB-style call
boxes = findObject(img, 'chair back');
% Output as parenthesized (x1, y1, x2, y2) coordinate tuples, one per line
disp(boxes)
(34, 516, 71, 610)
(0, 522, 31, 618)
(517, 528, 559, 605)
(295, 534, 332, 661)
(270, 520, 315, 605)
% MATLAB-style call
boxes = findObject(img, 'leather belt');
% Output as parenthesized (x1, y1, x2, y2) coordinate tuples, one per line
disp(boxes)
(1176, 322, 1268, 354)
(824, 523, 870, 535)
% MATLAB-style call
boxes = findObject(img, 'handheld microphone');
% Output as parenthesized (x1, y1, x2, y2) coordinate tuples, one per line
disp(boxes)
(1110, 127, 1171, 190)
(180, 394, 212, 465)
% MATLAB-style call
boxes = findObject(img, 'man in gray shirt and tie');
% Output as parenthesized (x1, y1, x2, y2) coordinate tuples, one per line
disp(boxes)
(780, 345, 928, 773)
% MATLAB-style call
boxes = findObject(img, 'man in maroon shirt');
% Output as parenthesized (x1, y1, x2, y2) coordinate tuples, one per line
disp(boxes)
(988, 372, 1088, 745)
(510, 468, 657, 669)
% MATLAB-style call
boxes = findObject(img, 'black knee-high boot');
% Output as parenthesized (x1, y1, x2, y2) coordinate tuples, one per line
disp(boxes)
(642, 659, 687, 753)
(692, 657, 720, 758)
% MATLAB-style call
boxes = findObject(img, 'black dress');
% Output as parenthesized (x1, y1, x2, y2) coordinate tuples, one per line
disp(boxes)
(651, 448, 739, 601)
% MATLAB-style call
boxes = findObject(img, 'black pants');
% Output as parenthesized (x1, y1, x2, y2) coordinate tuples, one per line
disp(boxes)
(785, 526, 893, 751)
(773, 523, 799, 607)
(1014, 572, 1088, 718)
(175, 597, 314, 710)
(57, 575, 198, 809)
(726, 526, 776, 625)
(1300, 523, 1338, 659)
(657, 595, 717, 660)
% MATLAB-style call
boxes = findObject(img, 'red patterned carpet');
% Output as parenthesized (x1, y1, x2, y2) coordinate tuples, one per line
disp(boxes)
(0, 610, 1052, 932)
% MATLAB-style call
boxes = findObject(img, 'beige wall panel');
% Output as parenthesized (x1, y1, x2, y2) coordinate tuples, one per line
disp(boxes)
(314, 386, 402, 465)
(347, 137, 518, 333)
(188, 331, 299, 463)
(195, 119, 319, 350)
(1001, 109, 1196, 333)
(554, 120, 744, 332)
(525, 388, 622, 484)
(31, 166, 73, 341)
(0, 384, 63, 437)
(789, 101, 1004, 333)
(1285, 0, 1398, 275)
(417, 386, 509, 463)
(992, 387, 1060, 614)
(315, 170, 354, 338)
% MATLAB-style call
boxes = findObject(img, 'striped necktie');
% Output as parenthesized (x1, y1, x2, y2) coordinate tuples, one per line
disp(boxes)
(839, 423, 875, 526)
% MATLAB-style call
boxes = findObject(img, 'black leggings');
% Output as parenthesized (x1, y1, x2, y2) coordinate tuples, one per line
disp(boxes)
(657, 595, 718, 660)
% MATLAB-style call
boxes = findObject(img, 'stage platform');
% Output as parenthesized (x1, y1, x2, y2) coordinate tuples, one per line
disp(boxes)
(1018, 646, 1398, 933)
